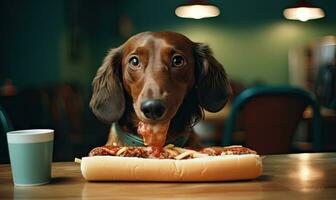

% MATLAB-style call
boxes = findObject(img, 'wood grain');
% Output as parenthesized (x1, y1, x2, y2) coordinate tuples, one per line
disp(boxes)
(0, 153, 335, 199)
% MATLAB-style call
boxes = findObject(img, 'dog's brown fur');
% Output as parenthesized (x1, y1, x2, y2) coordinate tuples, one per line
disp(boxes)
(90, 31, 231, 147)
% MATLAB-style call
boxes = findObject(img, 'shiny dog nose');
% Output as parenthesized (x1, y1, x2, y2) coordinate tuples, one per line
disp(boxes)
(141, 100, 166, 120)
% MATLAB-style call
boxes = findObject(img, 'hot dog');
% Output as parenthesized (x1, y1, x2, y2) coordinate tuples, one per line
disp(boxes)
(79, 145, 263, 182)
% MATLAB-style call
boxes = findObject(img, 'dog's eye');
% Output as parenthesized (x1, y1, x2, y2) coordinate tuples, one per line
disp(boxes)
(172, 55, 184, 68)
(129, 56, 140, 67)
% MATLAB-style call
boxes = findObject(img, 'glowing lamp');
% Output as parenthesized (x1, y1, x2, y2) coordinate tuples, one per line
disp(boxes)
(175, 0, 220, 19)
(283, 1, 325, 22)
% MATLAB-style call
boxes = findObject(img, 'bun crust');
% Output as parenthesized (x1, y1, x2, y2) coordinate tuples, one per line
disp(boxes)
(81, 155, 262, 182)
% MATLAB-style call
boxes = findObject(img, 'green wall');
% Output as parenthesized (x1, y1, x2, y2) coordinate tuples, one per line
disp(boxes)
(109, 0, 336, 85)
(1, 0, 335, 90)
(1, 0, 64, 88)
(176, 22, 336, 85)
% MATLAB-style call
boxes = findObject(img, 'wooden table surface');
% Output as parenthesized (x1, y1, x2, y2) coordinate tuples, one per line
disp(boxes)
(1, 153, 336, 199)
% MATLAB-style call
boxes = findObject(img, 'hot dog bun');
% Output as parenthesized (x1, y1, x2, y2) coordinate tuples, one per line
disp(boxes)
(81, 154, 262, 182)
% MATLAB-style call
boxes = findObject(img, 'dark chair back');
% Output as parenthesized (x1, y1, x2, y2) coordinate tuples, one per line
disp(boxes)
(222, 86, 322, 155)
(0, 105, 13, 163)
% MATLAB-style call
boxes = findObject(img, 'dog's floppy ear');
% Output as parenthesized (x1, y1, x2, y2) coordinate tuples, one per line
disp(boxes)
(89, 46, 125, 124)
(194, 43, 232, 112)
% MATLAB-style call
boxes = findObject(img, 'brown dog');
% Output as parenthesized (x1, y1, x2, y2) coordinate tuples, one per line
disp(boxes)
(90, 31, 231, 147)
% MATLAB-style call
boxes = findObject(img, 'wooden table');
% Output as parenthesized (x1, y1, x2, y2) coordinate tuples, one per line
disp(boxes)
(1, 153, 336, 199)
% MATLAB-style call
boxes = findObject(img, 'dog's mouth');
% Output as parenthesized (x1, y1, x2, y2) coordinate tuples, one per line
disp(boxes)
(137, 120, 171, 147)
(134, 98, 180, 147)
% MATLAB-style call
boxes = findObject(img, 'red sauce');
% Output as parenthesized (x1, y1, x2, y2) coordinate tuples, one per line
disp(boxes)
(151, 146, 164, 158)
(137, 121, 169, 147)
(89, 146, 121, 156)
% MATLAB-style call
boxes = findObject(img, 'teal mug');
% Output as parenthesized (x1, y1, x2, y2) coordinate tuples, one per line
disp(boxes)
(7, 129, 54, 186)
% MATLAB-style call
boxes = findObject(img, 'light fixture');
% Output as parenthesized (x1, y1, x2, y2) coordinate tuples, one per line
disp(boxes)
(283, 0, 325, 22)
(175, 0, 220, 19)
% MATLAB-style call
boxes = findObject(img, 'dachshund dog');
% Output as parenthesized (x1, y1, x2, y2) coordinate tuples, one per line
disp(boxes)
(90, 31, 231, 148)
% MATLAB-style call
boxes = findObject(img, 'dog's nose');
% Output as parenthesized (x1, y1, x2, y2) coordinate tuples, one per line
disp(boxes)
(140, 100, 166, 120)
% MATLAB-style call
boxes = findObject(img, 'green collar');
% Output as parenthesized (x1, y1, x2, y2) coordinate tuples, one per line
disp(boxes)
(113, 122, 190, 147)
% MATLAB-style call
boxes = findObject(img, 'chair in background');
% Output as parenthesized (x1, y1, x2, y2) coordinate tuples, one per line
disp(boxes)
(0, 105, 13, 163)
(221, 86, 322, 155)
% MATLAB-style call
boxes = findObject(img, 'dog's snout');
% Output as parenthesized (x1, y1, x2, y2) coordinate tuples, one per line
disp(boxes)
(140, 100, 166, 120)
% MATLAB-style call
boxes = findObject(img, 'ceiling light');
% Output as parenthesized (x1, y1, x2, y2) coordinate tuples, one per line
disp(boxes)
(175, 0, 220, 19)
(283, 0, 325, 22)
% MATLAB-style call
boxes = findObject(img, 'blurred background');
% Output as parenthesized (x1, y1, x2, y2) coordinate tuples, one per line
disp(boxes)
(0, 0, 335, 162)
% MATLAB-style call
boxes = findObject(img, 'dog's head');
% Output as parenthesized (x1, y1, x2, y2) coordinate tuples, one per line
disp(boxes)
(90, 31, 231, 139)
